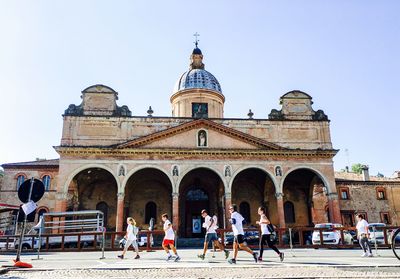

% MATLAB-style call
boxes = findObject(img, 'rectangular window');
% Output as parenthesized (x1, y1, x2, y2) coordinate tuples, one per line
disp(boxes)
(380, 212, 390, 224)
(339, 187, 350, 200)
(192, 103, 208, 118)
(376, 187, 386, 200)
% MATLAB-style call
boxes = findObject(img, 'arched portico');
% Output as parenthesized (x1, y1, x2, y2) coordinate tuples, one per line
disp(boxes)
(65, 166, 118, 230)
(230, 167, 277, 227)
(280, 167, 339, 228)
(178, 167, 225, 237)
(124, 168, 173, 231)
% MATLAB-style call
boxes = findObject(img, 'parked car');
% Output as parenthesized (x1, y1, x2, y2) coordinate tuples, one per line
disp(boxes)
(220, 231, 260, 246)
(312, 223, 353, 245)
(368, 223, 388, 244)
(0, 237, 15, 250)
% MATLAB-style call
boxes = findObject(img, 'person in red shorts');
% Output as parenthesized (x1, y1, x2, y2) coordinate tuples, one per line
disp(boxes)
(162, 213, 180, 262)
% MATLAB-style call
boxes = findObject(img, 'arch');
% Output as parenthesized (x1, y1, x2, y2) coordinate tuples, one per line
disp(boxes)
(178, 167, 225, 237)
(122, 165, 173, 193)
(177, 165, 227, 193)
(145, 202, 157, 224)
(284, 201, 295, 223)
(280, 166, 332, 194)
(63, 164, 120, 193)
(228, 165, 277, 193)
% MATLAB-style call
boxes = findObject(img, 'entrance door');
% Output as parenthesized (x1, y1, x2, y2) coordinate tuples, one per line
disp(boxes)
(185, 188, 209, 237)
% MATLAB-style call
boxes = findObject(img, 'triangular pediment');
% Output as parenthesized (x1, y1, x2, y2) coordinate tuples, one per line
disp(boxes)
(115, 119, 284, 150)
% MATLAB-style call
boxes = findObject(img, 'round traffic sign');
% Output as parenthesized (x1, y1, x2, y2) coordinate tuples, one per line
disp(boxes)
(17, 178, 45, 203)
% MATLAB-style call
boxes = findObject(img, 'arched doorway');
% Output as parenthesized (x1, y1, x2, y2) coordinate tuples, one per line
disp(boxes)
(282, 168, 329, 227)
(67, 167, 118, 231)
(125, 168, 172, 230)
(231, 168, 276, 226)
(179, 168, 224, 237)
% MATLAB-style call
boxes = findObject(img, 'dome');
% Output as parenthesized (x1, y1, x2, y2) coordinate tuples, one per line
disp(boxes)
(173, 69, 222, 94)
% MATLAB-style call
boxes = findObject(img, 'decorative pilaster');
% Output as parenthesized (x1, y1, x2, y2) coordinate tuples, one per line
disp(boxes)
(116, 192, 125, 232)
(327, 192, 341, 223)
(275, 192, 286, 228)
(224, 192, 232, 229)
(172, 193, 179, 234)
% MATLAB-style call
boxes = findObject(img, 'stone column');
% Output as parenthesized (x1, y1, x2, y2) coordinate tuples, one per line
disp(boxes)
(172, 192, 179, 234)
(116, 193, 125, 232)
(275, 192, 286, 228)
(53, 192, 68, 233)
(55, 192, 68, 212)
(224, 192, 232, 229)
(327, 192, 341, 223)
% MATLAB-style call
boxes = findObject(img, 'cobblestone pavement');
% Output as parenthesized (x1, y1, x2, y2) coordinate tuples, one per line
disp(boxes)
(1, 249, 400, 278)
(2, 266, 400, 279)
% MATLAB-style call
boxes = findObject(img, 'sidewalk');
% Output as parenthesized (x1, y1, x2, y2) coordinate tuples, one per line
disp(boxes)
(1, 248, 400, 278)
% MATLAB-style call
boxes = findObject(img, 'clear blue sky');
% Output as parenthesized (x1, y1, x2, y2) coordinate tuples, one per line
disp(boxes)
(0, 1, 399, 176)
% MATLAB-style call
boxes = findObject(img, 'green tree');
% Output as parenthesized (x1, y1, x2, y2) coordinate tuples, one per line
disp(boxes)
(351, 163, 363, 174)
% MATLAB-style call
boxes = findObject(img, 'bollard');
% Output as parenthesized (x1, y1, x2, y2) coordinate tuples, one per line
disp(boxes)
(372, 226, 379, 256)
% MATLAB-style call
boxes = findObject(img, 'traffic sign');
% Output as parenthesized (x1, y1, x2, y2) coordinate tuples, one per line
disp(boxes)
(17, 178, 45, 203)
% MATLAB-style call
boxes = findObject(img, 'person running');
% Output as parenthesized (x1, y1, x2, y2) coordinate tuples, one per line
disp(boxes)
(118, 217, 140, 259)
(356, 214, 373, 257)
(227, 204, 258, 264)
(256, 206, 284, 262)
(161, 213, 180, 262)
(198, 209, 229, 260)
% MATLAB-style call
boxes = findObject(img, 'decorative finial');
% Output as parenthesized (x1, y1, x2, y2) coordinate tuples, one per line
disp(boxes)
(147, 106, 153, 117)
(247, 109, 254, 119)
(193, 32, 200, 48)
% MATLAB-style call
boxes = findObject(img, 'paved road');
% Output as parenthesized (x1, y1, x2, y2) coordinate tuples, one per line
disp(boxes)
(1, 249, 400, 278)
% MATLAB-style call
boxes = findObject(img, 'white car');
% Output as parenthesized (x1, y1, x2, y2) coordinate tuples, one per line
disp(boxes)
(312, 223, 353, 245)
(368, 223, 388, 244)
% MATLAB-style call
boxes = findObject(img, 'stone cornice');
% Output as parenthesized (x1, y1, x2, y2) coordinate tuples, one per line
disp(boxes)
(54, 146, 338, 159)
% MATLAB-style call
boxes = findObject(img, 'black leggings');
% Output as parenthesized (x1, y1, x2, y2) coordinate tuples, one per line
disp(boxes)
(259, 234, 280, 257)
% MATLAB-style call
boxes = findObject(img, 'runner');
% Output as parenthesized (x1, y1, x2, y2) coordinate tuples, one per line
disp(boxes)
(256, 206, 284, 262)
(198, 209, 229, 260)
(117, 217, 140, 259)
(227, 204, 258, 264)
(161, 213, 180, 262)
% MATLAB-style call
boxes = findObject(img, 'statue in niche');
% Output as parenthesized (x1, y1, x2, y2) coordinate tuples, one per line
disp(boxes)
(172, 166, 179, 176)
(275, 166, 282, 177)
(198, 130, 207, 147)
(224, 166, 231, 177)
(118, 165, 125, 176)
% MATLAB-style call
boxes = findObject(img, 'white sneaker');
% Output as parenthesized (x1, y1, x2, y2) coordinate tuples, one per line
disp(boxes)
(367, 252, 373, 257)
(361, 252, 367, 257)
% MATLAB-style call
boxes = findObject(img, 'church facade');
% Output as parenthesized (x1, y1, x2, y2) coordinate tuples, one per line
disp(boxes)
(2, 46, 344, 235)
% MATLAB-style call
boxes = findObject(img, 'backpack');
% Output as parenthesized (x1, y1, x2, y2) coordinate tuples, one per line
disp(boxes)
(267, 224, 278, 243)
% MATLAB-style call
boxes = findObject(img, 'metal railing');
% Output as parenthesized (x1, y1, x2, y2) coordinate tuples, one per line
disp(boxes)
(1, 225, 398, 253)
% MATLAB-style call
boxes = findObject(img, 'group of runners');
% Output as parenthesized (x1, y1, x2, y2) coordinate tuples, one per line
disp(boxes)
(118, 204, 284, 264)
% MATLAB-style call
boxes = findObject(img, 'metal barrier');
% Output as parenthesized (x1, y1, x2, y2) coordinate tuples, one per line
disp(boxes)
(1, 225, 398, 253)
(37, 210, 105, 259)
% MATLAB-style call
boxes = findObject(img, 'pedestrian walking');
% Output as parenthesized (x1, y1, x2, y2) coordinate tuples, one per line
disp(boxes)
(356, 214, 373, 257)
(161, 213, 180, 262)
(227, 204, 258, 264)
(118, 217, 140, 259)
(256, 206, 284, 262)
(197, 209, 229, 260)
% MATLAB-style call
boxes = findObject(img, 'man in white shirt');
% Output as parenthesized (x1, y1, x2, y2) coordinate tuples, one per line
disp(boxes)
(228, 204, 258, 264)
(356, 214, 373, 257)
(162, 213, 180, 261)
(198, 209, 229, 260)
